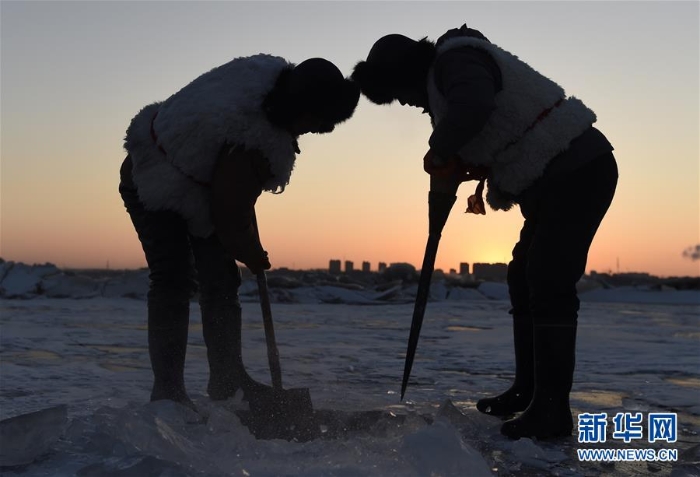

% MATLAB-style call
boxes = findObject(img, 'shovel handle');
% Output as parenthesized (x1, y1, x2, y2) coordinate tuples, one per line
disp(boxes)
(251, 210, 283, 390)
(257, 271, 283, 390)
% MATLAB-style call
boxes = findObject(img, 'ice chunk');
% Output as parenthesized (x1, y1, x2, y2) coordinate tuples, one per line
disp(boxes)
(0, 405, 68, 467)
(101, 270, 149, 299)
(42, 273, 101, 298)
(478, 282, 510, 300)
(94, 401, 215, 471)
(76, 455, 188, 477)
(312, 285, 376, 304)
(670, 443, 700, 477)
(0, 262, 58, 298)
(505, 437, 568, 469)
(290, 286, 325, 304)
(430, 281, 448, 301)
(447, 287, 487, 301)
(401, 417, 494, 476)
(437, 399, 503, 440)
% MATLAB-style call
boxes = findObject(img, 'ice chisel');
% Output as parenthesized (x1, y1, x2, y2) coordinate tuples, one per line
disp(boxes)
(401, 190, 457, 401)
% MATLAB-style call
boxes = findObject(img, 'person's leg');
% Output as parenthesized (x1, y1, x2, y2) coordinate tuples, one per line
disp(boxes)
(477, 220, 535, 416)
(501, 153, 618, 439)
(190, 235, 268, 401)
(190, 235, 242, 400)
(119, 157, 196, 406)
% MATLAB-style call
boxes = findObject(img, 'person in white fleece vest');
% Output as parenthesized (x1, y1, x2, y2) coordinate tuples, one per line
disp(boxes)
(120, 56, 359, 408)
(352, 25, 618, 440)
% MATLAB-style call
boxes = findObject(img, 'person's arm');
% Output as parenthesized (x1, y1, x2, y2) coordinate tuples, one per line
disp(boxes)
(209, 144, 273, 273)
(428, 47, 500, 161)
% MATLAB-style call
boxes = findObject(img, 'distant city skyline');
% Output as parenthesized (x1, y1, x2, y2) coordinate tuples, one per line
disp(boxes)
(296, 257, 696, 278)
(2, 255, 695, 280)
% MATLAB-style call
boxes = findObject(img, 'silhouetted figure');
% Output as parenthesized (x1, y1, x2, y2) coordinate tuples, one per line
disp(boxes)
(120, 55, 359, 408)
(352, 25, 617, 439)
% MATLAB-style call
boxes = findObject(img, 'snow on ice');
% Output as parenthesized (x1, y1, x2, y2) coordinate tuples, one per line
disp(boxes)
(0, 260, 699, 476)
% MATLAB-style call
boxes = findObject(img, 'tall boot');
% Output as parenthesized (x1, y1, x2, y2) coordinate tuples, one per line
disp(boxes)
(201, 301, 268, 401)
(477, 314, 534, 416)
(201, 299, 241, 400)
(148, 300, 193, 407)
(501, 323, 577, 439)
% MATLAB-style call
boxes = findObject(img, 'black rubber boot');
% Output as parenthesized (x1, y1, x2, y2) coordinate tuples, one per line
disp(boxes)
(501, 323, 577, 440)
(148, 300, 194, 409)
(201, 301, 269, 401)
(477, 314, 534, 416)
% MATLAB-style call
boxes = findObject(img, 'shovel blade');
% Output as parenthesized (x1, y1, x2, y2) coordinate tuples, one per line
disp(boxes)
(237, 387, 318, 441)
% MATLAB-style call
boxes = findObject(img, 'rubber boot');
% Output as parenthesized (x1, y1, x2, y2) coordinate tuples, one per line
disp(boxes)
(477, 314, 534, 416)
(201, 301, 269, 401)
(148, 300, 194, 409)
(501, 323, 577, 440)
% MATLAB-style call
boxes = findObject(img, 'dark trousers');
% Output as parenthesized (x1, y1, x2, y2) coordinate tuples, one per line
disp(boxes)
(119, 157, 242, 399)
(507, 152, 618, 325)
(119, 157, 241, 308)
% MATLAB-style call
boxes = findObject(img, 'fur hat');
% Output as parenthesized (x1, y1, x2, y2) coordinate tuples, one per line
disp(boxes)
(351, 34, 435, 105)
(264, 58, 360, 130)
(435, 24, 490, 48)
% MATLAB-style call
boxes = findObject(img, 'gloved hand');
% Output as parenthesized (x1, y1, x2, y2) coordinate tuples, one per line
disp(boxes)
(423, 149, 489, 215)
(246, 250, 271, 275)
(231, 225, 272, 274)
(423, 149, 489, 182)
(423, 149, 458, 177)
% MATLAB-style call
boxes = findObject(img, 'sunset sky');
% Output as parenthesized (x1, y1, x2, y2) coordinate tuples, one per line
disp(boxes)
(2, 1, 698, 277)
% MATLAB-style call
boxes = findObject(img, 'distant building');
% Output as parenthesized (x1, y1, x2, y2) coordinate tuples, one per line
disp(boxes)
(329, 259, 341, 274)
(383, 262, 418, 282)
(449, 268, 457, 275)
(608, 272, 655, 287)
(362, 261, 371, 273)
(459, 262, 470, 276)
(473, 262, 508, 282)
(378, 262, 387, 272)
(344, 260, 354, 273)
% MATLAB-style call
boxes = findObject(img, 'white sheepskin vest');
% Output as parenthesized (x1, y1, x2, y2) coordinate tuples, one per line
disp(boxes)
(427, 37, 597, 210)
(124, 54, 297, 236)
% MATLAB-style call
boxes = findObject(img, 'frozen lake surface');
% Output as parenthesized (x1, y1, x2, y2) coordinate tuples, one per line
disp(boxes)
(1, 292, 699, 476)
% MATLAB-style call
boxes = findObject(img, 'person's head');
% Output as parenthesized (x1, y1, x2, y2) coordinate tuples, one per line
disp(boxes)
(351, 34, 435, 109)
(264, 58, 360, 136)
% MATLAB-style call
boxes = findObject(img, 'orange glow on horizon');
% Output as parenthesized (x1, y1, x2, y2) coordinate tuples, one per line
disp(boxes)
(1, 1, 697, 279)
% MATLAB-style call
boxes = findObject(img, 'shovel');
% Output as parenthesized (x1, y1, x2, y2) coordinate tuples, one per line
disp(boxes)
(238, 215, 317, 441)
(400, 189, 457, 401)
